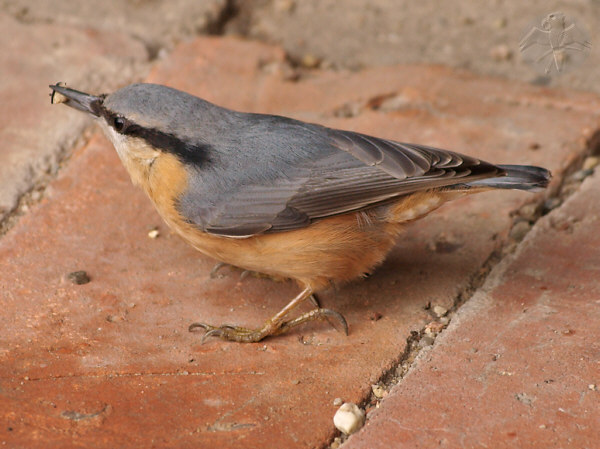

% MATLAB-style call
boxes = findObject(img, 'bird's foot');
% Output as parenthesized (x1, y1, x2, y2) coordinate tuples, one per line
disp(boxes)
(189, 308, 348, 343)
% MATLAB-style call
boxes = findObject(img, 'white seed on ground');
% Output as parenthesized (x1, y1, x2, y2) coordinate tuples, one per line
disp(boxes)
(333, 403, 365, 435)
(148, 228, 160, 239)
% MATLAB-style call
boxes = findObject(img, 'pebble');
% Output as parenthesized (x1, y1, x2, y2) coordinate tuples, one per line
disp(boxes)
(542, 198, 562, 214)
(333, 397, 343, 406)
(425, 321, 444, 336)
(148, 228, 160, 239)
(333, 403, 365, 435)
(371, 384, 385, 399)
(490, 44, 512, 61)
(570, 168, 594, 182)
(67, 270, 90, 285)
(494, 17, 508, 28)
(300, 53, 321, 69)
(518, 203, 537, 221)
(510, 220, 531, 241)
(582, 156, 599, 171)
(432, 305, 447, 317)
(418, 335, 435, 347)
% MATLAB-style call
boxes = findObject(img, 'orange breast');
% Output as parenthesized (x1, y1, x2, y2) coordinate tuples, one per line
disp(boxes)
(139, 152, 455, 291)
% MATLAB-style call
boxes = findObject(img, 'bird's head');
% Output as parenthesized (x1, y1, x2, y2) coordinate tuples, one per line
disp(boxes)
(49, 83, 211, 184)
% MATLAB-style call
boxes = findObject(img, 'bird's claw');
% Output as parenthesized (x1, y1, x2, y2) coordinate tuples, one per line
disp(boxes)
(209, 262, 257, 281)
(189, 321, 268, 343)
(189, 307, 348, 343)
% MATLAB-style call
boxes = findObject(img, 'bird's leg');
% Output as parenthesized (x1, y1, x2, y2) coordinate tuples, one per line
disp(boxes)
(275, 308, 348, 337)
(189, 286, 348, 343)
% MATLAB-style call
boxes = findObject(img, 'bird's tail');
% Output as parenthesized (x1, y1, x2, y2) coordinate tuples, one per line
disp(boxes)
(466, 165, 551, 192)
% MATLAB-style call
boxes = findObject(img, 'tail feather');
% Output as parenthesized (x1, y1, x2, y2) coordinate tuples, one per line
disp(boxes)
(466, 164, 551, 191)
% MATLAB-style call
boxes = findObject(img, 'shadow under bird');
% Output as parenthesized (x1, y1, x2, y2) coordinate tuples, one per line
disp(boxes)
(49, 83, 550, 343)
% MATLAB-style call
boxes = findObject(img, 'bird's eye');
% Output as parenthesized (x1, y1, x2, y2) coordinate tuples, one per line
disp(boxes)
(113, 117, 125, 132)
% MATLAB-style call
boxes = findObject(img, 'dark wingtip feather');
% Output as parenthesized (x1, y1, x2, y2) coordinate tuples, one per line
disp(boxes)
(467, 164, 551, 191)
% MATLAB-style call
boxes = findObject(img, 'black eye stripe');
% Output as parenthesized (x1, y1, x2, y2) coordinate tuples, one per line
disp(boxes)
(98, 106, 211, 165)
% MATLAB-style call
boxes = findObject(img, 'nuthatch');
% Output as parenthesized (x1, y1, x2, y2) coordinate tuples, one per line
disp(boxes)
(49, 83, 550, 343)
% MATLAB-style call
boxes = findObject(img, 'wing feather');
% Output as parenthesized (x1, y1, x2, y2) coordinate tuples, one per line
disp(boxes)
(178, 120, 502, 237)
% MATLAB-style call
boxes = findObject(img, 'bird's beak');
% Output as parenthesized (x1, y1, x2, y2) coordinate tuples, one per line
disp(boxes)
(49, 84, 103, 117)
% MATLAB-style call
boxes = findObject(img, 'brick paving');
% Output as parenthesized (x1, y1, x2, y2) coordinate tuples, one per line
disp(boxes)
(0, 12, 148, 222)
(345, 166, 600, 449)
(1, 6, 599, 449)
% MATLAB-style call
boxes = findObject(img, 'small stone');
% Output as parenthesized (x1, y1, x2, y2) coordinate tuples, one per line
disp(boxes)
(369, 312, 383, 321)
(67, 270, 90, 285)
(425, 321, 444, 335)
(510, 220, 531, 242)
(333, 397, 343, 406)
(330, 437, 342, 449)
(418, 335, 435, 347)
(490, 44, 512, 61)
(333, 403, 365, 435)
(148, 228, 160, 239)
(588, 384, 597, 391)
(333, 101, 362, 118)
(432, 305, 447, 317)
(542, 198, 562, 214)
(570, 168, 594, 182)
(371, 384, 385, 398)
(494, 17, 508, 28)
(582, 156, 599, 171)
(439, 316, 449, 325)
(429, 232, 462, 253)
(515, 392, 534, 405)
(300, 53, 320, 69)
(518, 203, 537, 221)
